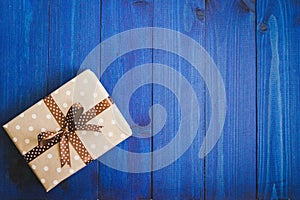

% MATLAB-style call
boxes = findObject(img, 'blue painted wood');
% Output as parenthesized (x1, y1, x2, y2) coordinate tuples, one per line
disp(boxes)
(0, 0, 49, 198)
(152, 0, 206, 199)
(153, 1, 205, 199)
(46, 1, 100, 199)
(1, 0, 300, 199)
(0, 0, 101, 199)
(98, 0, 153, 199)
(205, 1, 256, 199)
(257, 0, 300, 199)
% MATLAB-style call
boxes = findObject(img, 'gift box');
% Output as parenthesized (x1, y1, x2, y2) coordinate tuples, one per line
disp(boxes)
(3, 70, 132, 191)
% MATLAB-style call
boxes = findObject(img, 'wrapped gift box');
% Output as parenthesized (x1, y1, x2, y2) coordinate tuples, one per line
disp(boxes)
(3, 70, 132, 191)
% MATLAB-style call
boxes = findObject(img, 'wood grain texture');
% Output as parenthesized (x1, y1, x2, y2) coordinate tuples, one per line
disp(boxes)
(46, 1, 100, 199)
(152, 0, 206, 199)
(205, 1, 256, 199)
(99, 0, 153, 199)
(1, 0, 300, 199)
(0, 0, 101, 199)
(257, 0, 300, 199)
(0, 0, 49, 198)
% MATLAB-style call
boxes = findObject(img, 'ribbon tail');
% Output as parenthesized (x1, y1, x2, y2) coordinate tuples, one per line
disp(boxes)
(69, 131, 93, 165)
(59, 133, 71, 167)
(24, 132, 61, 163)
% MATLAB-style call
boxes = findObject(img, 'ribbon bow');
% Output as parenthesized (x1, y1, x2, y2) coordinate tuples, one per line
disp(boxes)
(37, 103, 102, 167)
(24, 95, 113, 167)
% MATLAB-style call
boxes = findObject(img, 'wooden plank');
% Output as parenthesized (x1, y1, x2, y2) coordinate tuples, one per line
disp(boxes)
(0, 0, 49, 198)
(46, 0, 100, 198)
(205, 1, 256, 199)
(98, 0, 153, 199)
(1, 0, 299, 199)
(152, 0, 206, 199)
(257, 0, 300, 199)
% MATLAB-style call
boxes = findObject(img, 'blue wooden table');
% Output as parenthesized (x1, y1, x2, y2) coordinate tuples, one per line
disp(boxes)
(0, 0, 299, 199)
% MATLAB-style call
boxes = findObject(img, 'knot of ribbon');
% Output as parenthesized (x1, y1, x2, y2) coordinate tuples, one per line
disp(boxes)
(24, 95, 114, 167)
(38, 103, 102, 167)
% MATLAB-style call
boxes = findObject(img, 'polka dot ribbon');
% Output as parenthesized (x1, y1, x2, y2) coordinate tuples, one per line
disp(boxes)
(24, 95, 114, 167)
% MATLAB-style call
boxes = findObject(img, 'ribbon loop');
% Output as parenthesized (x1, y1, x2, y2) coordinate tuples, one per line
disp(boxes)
(38, 102, 103, 167)
(65, 103, 83, 131)
(24, 95, 114, 167)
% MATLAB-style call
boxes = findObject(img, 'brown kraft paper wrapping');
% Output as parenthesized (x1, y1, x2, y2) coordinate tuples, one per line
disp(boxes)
(2, 70, 132, 191)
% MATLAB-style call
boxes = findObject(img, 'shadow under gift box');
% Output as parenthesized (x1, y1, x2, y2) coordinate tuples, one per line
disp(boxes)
(3, 70, 132, 192)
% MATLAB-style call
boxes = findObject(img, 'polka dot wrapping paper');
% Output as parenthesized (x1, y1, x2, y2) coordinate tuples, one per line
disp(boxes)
(2, 70, 132, 192)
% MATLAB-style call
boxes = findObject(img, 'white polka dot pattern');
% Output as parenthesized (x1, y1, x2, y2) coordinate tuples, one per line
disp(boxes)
(59, 134, 71, 166)
(23, 95, 114, 168)
(44, 95, 65, 127)
(32, 114, 37, 119)
(24, 131, 61, 163)
(28, 126, 34, 131)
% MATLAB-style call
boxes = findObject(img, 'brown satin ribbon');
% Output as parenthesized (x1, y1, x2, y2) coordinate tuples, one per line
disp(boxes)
(24, 95, 113, 167)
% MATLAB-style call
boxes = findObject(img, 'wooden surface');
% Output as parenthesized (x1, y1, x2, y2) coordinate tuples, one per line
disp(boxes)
(99, 1, 152, 199)
(205, 1, 256, 199)
(152, 1, 206, 199)
(257, 0, 300, 199)
(0, 0, 299, 199)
